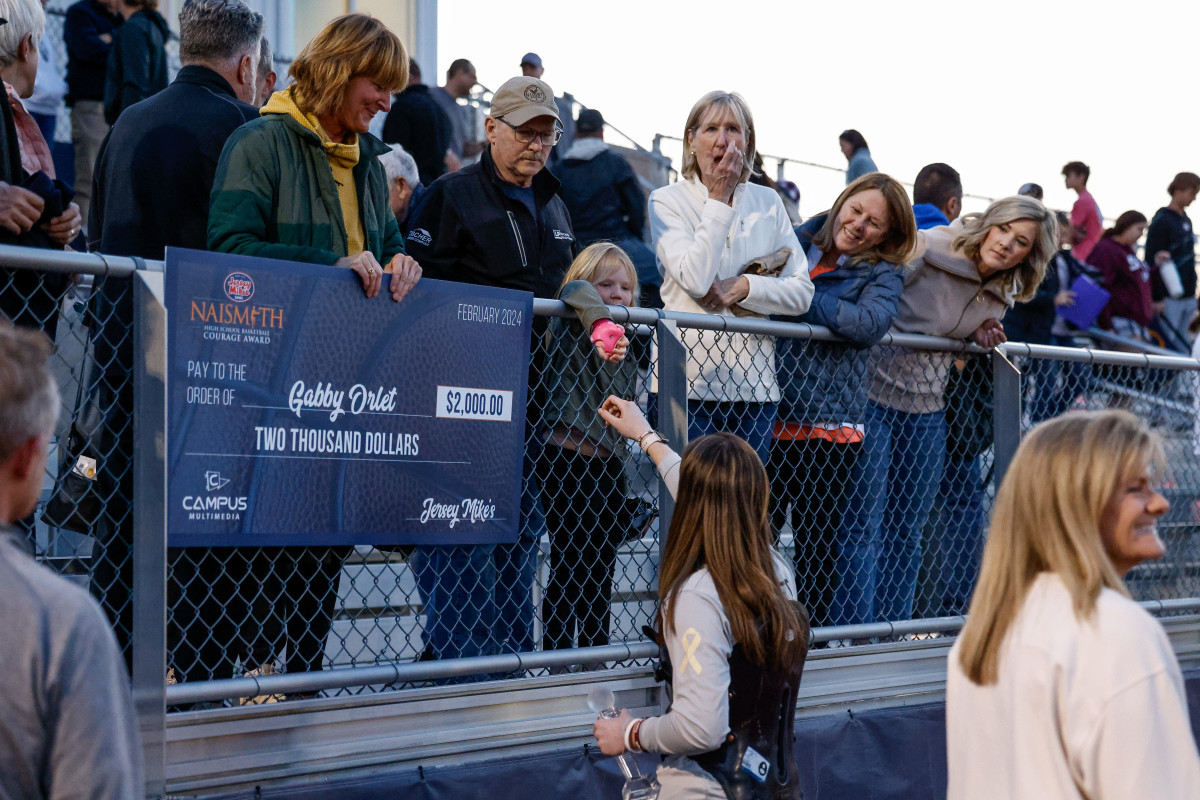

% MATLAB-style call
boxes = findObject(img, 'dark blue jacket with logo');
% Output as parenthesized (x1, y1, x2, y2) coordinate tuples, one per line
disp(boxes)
(404, 145, 576, 299)
(775, 214, 904, 424)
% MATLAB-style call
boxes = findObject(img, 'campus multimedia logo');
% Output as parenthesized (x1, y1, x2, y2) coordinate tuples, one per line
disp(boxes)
(224, 272, 255, 303)
(204, 470, 231, 492)
(183, 469, 247, 520)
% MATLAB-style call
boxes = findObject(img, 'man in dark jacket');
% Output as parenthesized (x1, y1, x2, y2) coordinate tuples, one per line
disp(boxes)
(404, 76, 575, 664)
(103, 0, 170, 124)
(63, 0, 122, 226)
(90, 0, 261, 257)
(381, 59, 450, 187)
(553, 108, 658, 305)
(87, 0, 264, 681)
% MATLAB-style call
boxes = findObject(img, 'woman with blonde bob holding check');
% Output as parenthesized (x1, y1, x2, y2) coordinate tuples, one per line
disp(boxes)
(210, 13, 422, 300)
(594, 397, 808, 800)
(947, 411, 1200, 799)
(207, 14, 422, 679)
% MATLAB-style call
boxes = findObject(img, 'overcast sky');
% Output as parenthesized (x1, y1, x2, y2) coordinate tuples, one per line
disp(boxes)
(438, 0, 1197, 222)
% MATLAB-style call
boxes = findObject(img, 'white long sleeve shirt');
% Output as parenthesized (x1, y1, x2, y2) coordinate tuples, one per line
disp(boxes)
(947, 572, 1200, 800)
(650, 178, 812, 403)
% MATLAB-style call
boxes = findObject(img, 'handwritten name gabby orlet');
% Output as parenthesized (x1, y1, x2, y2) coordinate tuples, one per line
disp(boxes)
(288, 380, 397, 421)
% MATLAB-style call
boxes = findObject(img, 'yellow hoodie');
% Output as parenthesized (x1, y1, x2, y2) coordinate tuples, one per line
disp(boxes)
(261, 87, 365, 256)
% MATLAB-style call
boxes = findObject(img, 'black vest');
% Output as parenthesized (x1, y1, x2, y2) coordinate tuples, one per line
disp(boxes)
(654, 601, 809, 800)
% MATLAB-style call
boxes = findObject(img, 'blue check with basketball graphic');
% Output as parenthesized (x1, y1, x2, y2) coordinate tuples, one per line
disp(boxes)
(164, 248, 532, 546)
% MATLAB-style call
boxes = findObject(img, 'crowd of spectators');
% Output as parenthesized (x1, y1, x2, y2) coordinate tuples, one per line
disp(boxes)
(0, 0, 1198, 696)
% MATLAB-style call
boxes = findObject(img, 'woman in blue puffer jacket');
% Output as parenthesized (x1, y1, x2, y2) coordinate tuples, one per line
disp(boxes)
(769, 173, 916, 628)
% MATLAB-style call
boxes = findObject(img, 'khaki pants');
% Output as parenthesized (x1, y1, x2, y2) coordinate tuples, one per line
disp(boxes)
(70, 100, 108, 229)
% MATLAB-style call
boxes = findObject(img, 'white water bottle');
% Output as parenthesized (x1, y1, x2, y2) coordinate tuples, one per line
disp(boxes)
(588, 687, 660, 800)
(1161, 257, 1185, 299)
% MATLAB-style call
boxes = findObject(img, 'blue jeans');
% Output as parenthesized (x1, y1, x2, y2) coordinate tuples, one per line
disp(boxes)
(1027, 335, 1088, 423)
(931, 454, 984, 615)
(831, 441, 879, 626)
(687, 400, 777, 465)
(416, 449, 543, 665)
(868, 402, 947, 622)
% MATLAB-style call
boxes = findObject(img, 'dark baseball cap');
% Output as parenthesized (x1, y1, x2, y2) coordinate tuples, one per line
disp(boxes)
(519, 52, 542, 68)
(576, 109, 604, 133)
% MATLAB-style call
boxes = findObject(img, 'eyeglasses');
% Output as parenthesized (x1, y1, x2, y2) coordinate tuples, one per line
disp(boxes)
(497, 117, 562, 147)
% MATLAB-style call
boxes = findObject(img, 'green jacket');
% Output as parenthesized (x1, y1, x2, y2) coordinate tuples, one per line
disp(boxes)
(208, 114, 405, 266)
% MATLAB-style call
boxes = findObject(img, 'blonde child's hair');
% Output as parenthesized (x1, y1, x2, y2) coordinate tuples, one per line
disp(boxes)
(559, 242, 640, 305)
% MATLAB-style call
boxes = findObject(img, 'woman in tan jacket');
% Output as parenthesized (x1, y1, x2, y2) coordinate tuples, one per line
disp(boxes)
(858, 196, 1057, 623)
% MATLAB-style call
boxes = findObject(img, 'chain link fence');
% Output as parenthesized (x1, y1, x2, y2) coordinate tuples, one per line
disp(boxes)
(6, 257, 1200, 705)
(1006, 341, 1200, 607)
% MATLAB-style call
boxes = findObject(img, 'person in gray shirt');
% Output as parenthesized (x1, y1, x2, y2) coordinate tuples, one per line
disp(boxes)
(0, 319, 143, 800)
(431, 57, 481, 170)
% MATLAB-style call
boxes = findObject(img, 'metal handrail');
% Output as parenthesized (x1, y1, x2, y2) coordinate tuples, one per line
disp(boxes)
(650, 133, 1001, 205)
(998, 338, 1200, 368)
(166, 598, 1200, 705)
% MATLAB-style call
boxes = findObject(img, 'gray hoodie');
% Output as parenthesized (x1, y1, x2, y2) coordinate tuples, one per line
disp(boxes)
(868, 220, 1014, 414)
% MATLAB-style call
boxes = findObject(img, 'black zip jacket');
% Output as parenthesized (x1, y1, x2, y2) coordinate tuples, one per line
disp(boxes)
(90, 65, 260, 259)
(404, 146, 576, 299)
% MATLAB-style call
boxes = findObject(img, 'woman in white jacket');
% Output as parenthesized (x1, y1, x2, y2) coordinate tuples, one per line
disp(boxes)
(650, 91, 813, 462)
(948, 410, 1200, 799)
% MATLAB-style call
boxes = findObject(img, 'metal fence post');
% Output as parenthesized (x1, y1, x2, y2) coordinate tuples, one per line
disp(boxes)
(132, 271, 167, 798)
(992, 349, 1023, 489)
(656, 319, 687, 541)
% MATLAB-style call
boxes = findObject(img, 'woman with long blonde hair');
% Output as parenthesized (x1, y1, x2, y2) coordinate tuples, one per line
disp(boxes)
(947, 410, 1200, 798)
(592, 432, 808, 799)
(863, 195, 1058, 622)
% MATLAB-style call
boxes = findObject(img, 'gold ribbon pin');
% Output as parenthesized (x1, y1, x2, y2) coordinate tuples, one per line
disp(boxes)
(680, 628, 703, 676)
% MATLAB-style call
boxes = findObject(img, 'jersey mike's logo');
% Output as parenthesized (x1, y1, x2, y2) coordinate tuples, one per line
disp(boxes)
(224, 272, 255, 303)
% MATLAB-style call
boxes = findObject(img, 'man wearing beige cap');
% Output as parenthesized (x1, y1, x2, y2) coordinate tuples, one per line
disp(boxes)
(405, 75, 575, 666)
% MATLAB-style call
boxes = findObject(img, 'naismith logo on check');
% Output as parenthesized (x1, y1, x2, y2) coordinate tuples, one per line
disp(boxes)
(224, 272, 255, 303)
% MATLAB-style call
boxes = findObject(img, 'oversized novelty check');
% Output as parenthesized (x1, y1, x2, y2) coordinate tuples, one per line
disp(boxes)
(164, 248, 532, 546)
